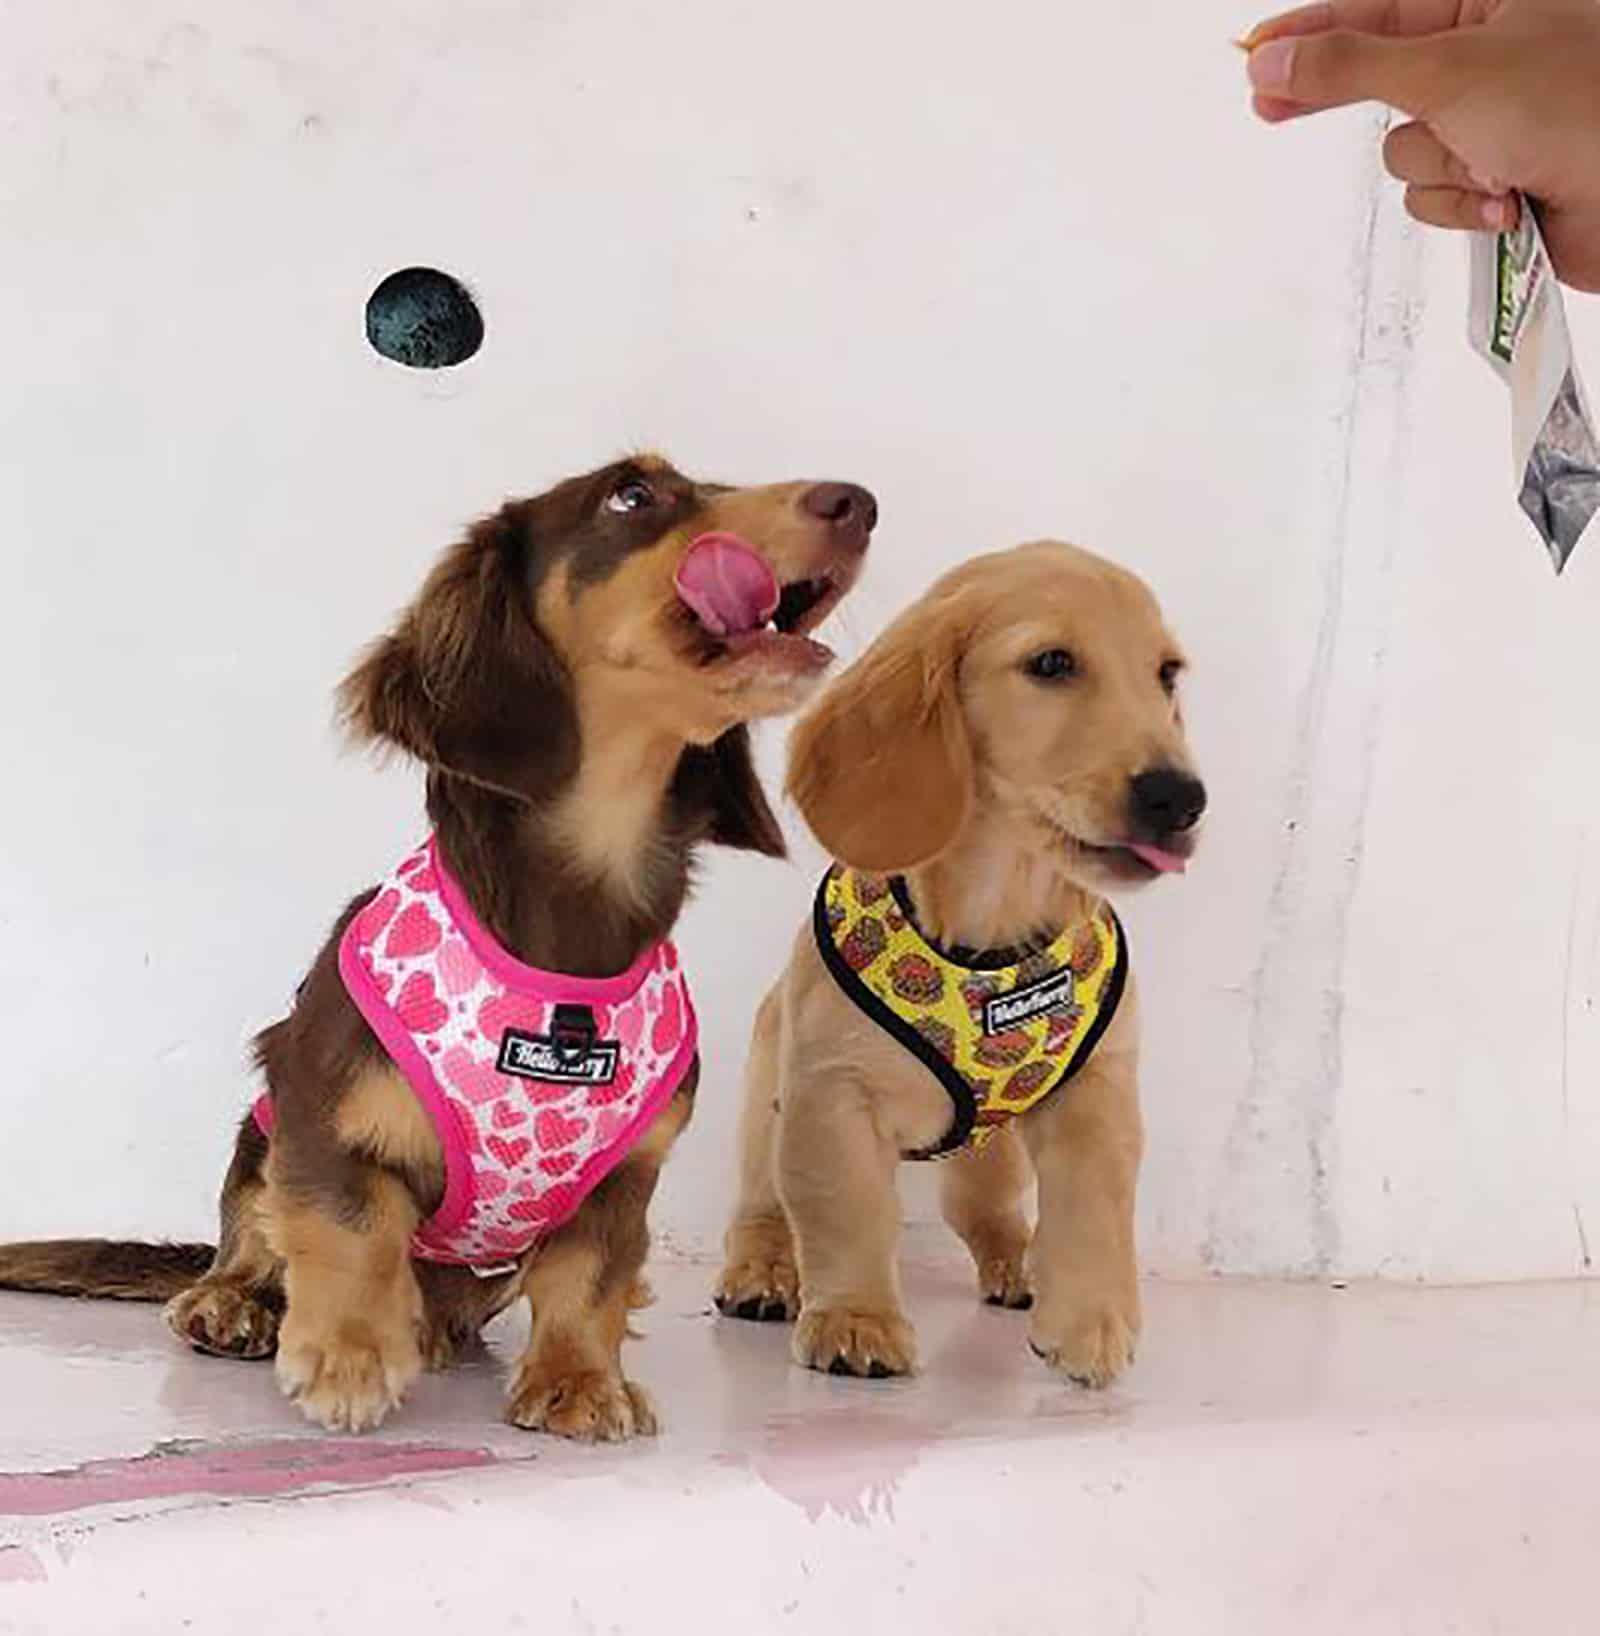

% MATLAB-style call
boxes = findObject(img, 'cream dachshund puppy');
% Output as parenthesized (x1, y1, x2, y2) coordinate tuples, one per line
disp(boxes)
(714, 541, 1204, 1387)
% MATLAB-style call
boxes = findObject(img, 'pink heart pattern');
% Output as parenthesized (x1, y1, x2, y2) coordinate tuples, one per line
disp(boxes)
(585, 1063, 636, 1108)
(395, 971, 448, 1035)
(339, 837, 698, 1268)
(594, 1105, 632, 1147)
(486, 1134, 532, 1169)
(613, 998, 645, 1055)
(477, 992, 544, 1043)
(535, 1107, 587, 1151)
(437, 938, 482, 998)
(358, 889, 401, 941)
(386, 903, 442, 961)
(651, 987, 683, 1056)
(440, 1046, 503, 1107)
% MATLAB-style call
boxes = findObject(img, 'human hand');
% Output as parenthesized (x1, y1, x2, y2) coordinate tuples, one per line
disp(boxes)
(1241, 0, 1600, 291)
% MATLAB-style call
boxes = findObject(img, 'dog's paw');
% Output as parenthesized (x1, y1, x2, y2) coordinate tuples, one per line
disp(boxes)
(506, 1366, 657, 1442)
(1028, 1299, 1139, 1388)
(418, 1315, 481, 1374)
(793, 1305, 917, 1379)
(274, 1319, 421, 1431)
(166, 1279, 281, 1360)
(714, 1219, 799, 1323)
(976, 1250, 1034, 1311)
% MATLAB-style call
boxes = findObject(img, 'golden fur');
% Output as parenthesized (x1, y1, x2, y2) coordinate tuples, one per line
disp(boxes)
(717, 541, 1202, 1386)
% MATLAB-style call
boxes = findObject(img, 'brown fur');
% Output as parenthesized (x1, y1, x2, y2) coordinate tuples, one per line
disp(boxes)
(0, 455, 873, 1438)
(0, 1240, 214, 1302)
(716, 541, 1202, 1388)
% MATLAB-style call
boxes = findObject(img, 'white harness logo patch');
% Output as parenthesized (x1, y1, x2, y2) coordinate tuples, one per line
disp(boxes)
(497, 1027, 620, 1086)
(983, 970, 1075, 1034)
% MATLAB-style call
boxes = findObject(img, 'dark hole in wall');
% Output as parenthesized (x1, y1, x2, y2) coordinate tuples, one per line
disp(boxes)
(365, 268, 484, 369)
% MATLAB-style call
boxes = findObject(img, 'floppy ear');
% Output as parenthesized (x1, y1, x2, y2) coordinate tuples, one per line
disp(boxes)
(338, 505, 578, 802)
(672, 726, 786, 858)
(786, 587, 975, 873)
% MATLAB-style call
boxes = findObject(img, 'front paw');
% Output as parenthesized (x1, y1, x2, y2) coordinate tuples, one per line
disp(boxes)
(793, 1305, 917, 1378)
(506, 1366, 658, 1442)
(1028, 1297, 1139, 1388)
(275, 1319, 421, 1431)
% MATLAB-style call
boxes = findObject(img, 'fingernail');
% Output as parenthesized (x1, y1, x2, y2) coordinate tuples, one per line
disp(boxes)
(1247, 38, 1296, 94)
(1481, 197, 1513, 231)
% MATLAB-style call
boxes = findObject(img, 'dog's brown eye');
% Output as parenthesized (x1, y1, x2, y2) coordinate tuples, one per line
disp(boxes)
(1026, 648, 1075, 682)
(605, 478, 656, 514)
(1159, 659, 1183, 695)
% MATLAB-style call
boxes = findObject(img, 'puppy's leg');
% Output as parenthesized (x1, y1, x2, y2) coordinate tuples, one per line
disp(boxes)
(938, 1125, 1034, 1310)
(505, 1086, 691, 1442)
(779, 1076, 916, 1378)
(266, 1147, 424, 1433)
(326, 1061, 500, 1373)
(714, 990, 799, 1323)
(414, 1262, 518, 1372)
(166, 1116, 285, 1360)
(1019, 1043, 1142, 1388)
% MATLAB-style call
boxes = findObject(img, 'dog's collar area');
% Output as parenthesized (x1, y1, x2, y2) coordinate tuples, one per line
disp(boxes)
(886, 875, 1059, 973)
(813, 866, 1128, 1161)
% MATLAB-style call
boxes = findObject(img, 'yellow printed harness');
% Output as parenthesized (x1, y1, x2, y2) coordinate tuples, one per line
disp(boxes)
(814, 866, 1127, 1159)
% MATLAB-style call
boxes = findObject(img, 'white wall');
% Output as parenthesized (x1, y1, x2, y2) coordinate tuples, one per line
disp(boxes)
(4, 0, 1598, 1280)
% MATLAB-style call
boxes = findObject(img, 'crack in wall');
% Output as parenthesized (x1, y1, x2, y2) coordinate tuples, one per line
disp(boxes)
(1207, 114, 1419, 1275)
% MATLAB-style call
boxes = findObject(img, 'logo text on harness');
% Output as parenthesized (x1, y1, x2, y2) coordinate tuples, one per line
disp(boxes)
(983, 969, 1075, 1034)
(497, 1026, 620, 1086)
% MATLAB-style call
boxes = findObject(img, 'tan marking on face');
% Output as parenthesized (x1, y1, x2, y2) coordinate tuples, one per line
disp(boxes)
(537, 480, 866, 745)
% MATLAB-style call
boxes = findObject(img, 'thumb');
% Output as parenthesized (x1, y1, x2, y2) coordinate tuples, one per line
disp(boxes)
(1247, 28, 1462, 118)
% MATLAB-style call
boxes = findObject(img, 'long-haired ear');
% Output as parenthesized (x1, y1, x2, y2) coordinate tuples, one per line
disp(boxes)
(337, 505, 577, 801)
(786, 587, 975, 873)
(672, 726, 786, 858)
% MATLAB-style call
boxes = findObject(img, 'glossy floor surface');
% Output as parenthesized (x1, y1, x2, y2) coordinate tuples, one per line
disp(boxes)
(1, 1253, 1596, 1634)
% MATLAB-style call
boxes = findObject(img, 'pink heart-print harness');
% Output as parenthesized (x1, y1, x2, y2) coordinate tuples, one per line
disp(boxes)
(253, 837, 698, 1266)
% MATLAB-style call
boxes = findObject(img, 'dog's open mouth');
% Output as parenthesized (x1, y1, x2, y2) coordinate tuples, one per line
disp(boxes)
(674, 532, 845, 673)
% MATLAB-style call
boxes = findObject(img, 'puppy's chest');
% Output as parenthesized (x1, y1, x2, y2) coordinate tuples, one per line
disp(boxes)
(812, 866, 1128, 1159)
(271, 836, 701, 1268)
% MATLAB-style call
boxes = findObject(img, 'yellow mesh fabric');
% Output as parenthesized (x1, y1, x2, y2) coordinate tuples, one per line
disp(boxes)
(818, 866, 1122, 1154)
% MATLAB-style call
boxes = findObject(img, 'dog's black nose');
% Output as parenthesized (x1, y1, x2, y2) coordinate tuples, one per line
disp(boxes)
(800, 482, 878, 540)
(1130, 767, 1207, 835)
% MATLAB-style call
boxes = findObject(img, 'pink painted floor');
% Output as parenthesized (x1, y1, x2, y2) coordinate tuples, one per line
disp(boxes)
(1, 1254, 1597, 1634)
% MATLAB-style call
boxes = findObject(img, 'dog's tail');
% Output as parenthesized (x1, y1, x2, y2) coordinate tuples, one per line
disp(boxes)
(0, 1239, 215, 1302)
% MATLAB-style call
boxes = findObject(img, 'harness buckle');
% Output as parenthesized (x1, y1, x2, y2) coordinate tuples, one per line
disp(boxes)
(549, 1003, 598, 1063)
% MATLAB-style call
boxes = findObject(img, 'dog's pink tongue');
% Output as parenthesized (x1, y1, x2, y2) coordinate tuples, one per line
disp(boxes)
(1128, 842, 1188, 875)
(674, 533, 780, 638)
